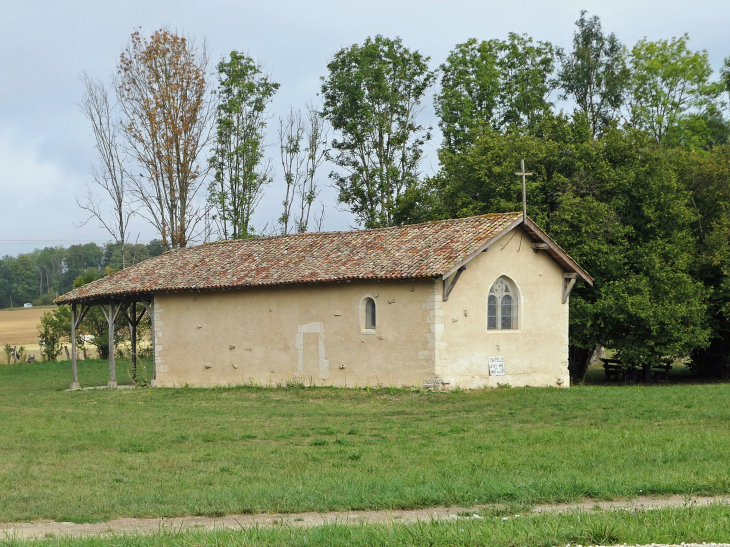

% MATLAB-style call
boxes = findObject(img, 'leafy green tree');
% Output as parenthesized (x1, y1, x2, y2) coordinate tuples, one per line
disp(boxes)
(61, 243, 103, 294)
(146, 239, 167, 258)
(627, 34, 719, 144)
(321, 35, 436, 228)
(664, 103, 730, 150)
(673, 145, 730, 377)
(102, 243, 150, 270)
(0, 257, 15, 308)
(435, 39, 500, 152)
(408, 115, 708, 380)
(33, 246, 65, 303)
(435, 34, 557, 150)
(558, 11, 629, 139)
(496, 34, 558, 132)
(38, 306, 71, 362)
(720, 56, 730, 94)
(12, 255, 37, 305)
(208, 51, 279, 239)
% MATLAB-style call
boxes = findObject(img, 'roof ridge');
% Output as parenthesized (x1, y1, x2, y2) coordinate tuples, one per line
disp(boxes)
(55, 212, 551, 305)
(202, 212, 523, 247)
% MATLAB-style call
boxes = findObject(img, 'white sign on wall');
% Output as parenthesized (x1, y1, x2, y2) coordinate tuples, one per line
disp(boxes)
(488, 356, 505, 376)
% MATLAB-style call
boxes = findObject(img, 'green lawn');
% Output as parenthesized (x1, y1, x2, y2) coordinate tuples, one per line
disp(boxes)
(0, 359, 729, 523)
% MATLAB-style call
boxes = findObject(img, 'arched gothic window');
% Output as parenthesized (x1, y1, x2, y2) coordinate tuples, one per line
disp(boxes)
(487, 277, 519, 330)
(364, 297, 376, 329)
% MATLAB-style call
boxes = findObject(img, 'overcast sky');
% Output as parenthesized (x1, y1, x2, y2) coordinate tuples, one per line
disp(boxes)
(1, 0, 728, 256)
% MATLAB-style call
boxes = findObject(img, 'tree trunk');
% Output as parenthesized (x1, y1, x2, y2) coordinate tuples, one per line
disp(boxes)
(690, 337, 730, 378)
(568, 344, 593, 383)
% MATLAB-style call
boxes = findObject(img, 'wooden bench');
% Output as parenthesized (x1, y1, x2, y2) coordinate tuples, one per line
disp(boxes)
(602, 358, 672, 383)
(651, 363, 672, 382)
(601, 358, 624, 381)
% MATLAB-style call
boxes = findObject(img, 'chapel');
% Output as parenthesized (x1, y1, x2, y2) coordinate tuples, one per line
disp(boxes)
(55, 212, 592, 389)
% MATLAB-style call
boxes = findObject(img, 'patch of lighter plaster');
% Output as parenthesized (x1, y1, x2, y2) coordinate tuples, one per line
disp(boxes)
(423, 283, 446, 375)
(295, 322, 330, 379)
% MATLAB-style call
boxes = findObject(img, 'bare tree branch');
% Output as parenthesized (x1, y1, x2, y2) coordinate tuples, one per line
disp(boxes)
(77, 72, 133, 268)
(278, 104, 329, 234)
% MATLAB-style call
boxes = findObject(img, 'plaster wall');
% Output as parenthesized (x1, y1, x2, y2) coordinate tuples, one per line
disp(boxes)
(153, 278, 437, 388)
(438, 227, 570, 389)
(152, 226, 571, 389)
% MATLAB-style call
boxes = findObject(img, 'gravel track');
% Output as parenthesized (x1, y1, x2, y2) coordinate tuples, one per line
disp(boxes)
(0, 495, 728, 541)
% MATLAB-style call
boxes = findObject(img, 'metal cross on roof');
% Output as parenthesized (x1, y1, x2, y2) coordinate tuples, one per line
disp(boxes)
(514, 159, 532, 221)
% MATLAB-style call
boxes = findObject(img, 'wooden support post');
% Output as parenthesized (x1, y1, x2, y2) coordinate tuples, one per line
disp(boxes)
(130, 301, 137, 383)
(70, 303, 80, 389)
(108, 301, 116, 388)
(142, 299, 155, 386)
(102, 301, 122, 389)
(122, 302, 147, 385)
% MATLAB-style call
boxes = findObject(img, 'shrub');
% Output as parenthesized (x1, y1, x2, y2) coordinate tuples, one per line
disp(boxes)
(37, 307, 71, 362)
(32, 292, 57, 307)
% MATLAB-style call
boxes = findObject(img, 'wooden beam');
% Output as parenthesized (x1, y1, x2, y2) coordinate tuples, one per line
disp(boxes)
(523, 218, 593, 285)
(70, 303, 80, 390)
(72, 303, 91, 330)
(443, 266, 466, 301)
(101, 301, 119, 389)
(122, 302, 146, 327)
(563, 273, 578, 304)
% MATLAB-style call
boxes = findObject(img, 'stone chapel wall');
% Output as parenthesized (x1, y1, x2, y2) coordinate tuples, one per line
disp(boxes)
(153, 227, 572, 389)
(153, 278, 436, 388)
(438, 227, 571, 389)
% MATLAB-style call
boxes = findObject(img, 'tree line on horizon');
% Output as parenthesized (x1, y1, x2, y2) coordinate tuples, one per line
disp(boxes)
(7, 11, 730, 379)
(0, 241, 165, 309)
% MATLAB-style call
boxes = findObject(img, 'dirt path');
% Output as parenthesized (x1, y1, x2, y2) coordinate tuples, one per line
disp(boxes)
(0, 495, 728, 540)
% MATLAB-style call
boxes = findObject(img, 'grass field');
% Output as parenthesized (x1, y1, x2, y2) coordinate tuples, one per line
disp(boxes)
(4, 503, 730, 546)
(0, 359, 729, 525)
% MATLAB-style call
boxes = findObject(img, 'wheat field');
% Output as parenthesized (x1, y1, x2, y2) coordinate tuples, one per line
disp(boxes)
(0, 307, 52, 345)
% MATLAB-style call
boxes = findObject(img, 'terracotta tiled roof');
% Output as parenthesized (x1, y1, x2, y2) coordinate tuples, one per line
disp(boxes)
(56, 213, 587, 304)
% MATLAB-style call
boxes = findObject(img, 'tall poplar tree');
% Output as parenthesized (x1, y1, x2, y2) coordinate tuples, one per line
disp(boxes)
(208, 52, 279, 239)
(558, 11, 629, 139)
